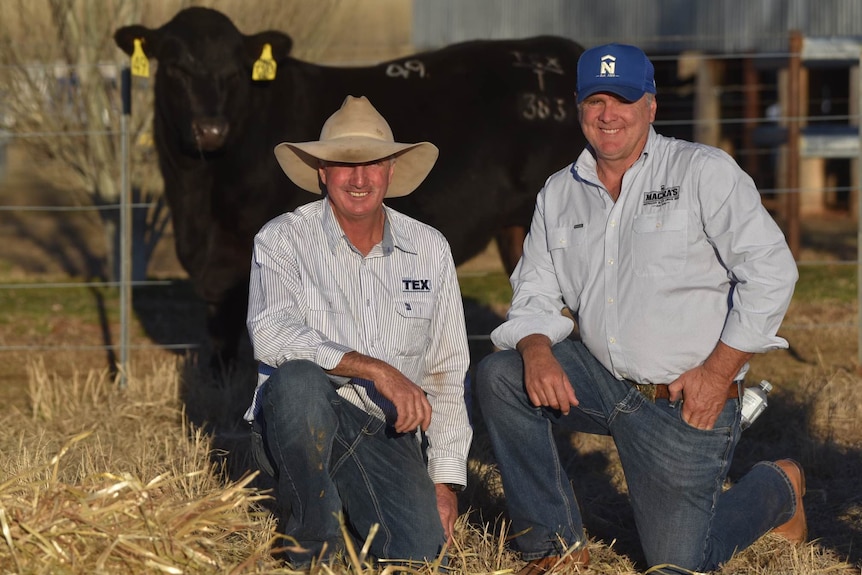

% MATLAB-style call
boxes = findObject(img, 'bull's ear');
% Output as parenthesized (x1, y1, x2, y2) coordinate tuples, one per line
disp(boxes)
(114, 25, 154, 57)
(246, 31, 293, 62)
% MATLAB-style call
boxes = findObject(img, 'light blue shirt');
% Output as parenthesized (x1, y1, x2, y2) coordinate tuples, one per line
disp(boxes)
(492, 127, 798, 384)
(246, 198, 471, 486)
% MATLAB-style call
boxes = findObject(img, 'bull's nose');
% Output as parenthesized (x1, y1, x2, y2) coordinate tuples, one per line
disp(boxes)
(192, 117, 229, 151)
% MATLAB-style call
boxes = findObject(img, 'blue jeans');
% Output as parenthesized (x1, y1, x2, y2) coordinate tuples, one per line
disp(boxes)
(256, 360, 445, 567)
(475, 340, 797, 573)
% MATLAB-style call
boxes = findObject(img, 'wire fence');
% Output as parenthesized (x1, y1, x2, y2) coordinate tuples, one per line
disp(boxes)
(0, 44, 860, 368)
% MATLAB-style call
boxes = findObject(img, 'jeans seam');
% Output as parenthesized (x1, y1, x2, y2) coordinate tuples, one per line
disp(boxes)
(761, 461, 797, 519)
(348, 426, 394, 557)
(697, 428, 735, 570)
(549, 423, 578, 551)
(262, 396, 305, 522)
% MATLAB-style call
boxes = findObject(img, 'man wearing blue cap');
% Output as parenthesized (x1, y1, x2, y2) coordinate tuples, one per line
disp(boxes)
(476, 43, 805, 574)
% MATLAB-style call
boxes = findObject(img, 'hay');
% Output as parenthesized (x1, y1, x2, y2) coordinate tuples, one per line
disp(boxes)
(1, 357, 860, 574)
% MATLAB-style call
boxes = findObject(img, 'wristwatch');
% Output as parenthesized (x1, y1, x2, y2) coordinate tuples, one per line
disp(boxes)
(444, 483, 465, 493)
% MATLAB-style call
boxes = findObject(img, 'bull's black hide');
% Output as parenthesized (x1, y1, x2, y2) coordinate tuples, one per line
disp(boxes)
(114, 7, 586, 367)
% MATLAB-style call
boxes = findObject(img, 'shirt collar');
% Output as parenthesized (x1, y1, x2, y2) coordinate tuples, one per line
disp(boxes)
(321, 198, 417, 256)
(572, 125, 657, 184)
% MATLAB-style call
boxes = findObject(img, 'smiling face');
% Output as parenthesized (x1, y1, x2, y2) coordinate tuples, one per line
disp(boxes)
(577, 92, 656, 169)
(318, 158, 396, 226)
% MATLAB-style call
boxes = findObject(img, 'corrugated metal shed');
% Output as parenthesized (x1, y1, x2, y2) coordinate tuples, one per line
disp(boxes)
(412, 0, 862, 54)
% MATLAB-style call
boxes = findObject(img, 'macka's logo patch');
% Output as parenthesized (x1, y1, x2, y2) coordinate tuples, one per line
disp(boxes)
(644, 185, 680, 207)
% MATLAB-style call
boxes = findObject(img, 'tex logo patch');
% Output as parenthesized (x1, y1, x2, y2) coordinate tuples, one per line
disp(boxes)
(402, 279, 431, 293)
(643, 185, 680, 207)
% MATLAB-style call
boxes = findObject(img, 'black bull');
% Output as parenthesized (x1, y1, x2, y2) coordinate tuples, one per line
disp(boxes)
(114, 7, 586, 366)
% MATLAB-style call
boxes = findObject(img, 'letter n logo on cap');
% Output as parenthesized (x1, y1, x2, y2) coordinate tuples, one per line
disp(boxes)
(600, 55, 616, 77)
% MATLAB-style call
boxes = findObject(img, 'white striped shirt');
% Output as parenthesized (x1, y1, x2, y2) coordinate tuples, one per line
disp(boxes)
(245, 198, 472, 486)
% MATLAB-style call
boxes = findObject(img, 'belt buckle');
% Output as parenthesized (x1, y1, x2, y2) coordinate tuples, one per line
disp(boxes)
(635, 383, 657, 402)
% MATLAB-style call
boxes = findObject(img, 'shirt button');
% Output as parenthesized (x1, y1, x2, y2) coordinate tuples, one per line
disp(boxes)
(607, 297, 614, 304)
(656, 222, 663, 229)
(609, 336, 616, 344)
(607, 258, 614, 265)
(610, 220, 617, 227)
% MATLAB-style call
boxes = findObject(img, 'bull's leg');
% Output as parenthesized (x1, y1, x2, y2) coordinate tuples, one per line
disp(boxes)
(495, 224, 527, 276)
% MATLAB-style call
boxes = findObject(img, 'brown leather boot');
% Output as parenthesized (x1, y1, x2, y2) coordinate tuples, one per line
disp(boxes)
(517, 547, 590, 575)
(772, 459, 807, 544)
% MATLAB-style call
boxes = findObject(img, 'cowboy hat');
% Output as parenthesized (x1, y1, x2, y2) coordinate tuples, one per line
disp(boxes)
(273, 96, 439, 198)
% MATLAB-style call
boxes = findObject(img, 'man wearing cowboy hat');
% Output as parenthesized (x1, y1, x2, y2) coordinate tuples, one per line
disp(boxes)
(243, 96, 471, 567)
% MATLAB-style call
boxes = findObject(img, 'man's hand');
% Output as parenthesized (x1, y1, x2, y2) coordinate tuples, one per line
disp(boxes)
(329, 352, 432, 433)
(517, 334, 578, 415)
(668, 341, 753, 430)
(668, 365, 733, 430)
(372, 364, 432, 433)
(435, 483, 458, 542)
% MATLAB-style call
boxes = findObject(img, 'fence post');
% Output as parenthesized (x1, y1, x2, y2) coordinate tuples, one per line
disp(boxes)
(120, 66, 132, 388)
(857, 45, 862, 368)
(786, 30, 802, 259)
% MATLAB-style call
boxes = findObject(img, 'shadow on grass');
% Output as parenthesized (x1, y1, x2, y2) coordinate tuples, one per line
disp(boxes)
(132, 280, 210, 355)
(0, 201, 124, 376)
(731, 392, 862, 567)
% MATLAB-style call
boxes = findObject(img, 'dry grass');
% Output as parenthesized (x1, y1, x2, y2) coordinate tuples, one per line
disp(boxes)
(0, 346, 860, 574)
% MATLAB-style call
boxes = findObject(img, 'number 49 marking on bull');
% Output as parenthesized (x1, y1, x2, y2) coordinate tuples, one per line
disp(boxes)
(386, 59, 426, 79)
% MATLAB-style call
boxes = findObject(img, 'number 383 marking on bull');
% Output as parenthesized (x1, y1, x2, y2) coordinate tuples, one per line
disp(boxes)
(520, 93, 568, 122)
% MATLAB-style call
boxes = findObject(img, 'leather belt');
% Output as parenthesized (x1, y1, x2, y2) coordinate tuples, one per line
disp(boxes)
(633, 382, 740, 402)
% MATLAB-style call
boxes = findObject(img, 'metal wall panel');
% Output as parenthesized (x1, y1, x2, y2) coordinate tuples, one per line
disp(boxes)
(412, 0, 862, 54)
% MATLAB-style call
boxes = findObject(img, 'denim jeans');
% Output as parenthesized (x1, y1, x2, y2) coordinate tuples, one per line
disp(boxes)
(475, 340, 797, 574)
(256, 360, 445, 567)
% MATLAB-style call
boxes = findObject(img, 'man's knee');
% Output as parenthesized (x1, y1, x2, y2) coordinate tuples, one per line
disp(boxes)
(475, 349, 522, 399)
(382, 519, 445, 565)
(263, 360, 338, 421)
(266, 360, 329, 400)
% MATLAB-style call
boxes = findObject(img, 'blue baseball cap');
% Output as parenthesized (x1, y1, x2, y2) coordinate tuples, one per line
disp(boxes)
(576, 43, 656, 104)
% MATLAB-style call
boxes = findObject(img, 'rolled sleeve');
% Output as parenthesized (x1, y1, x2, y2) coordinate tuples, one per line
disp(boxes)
(699, 150, 798, 355)
(315, 341, 352, 371)
(491, 314, 574, 351)
(490, 185, 575, 350)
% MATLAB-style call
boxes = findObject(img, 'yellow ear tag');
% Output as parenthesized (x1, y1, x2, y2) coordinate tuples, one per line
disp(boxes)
(131, 38, 149, 78)
(252, 43, 277, 81)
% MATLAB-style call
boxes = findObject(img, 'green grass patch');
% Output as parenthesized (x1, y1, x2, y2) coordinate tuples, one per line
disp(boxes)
(794, 263, 856, 303)
(0, 283, 118, 324)
(457, 271, 512, 308)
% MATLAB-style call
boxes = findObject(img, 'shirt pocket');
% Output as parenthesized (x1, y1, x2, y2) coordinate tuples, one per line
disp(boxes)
(547, 225, 587, 298)
(391, 301, 432, 357)
(305, 289, 347, 335)
(548, 225, 586, 251)
(632, 210, 688, 277)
